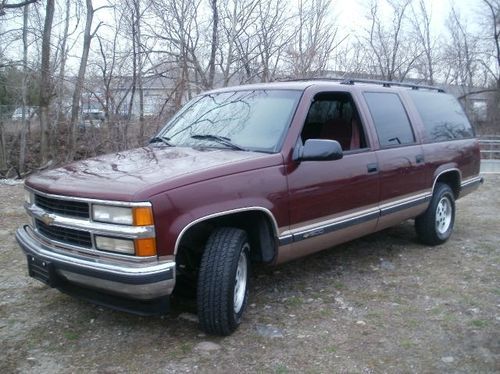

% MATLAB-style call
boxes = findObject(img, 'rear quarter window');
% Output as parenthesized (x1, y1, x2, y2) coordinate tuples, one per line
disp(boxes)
(363, 92, 415, 147)
(408, 91, 474, 142)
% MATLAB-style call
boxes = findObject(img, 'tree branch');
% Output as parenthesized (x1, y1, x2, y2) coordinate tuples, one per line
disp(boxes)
(0, 0, 37, 15)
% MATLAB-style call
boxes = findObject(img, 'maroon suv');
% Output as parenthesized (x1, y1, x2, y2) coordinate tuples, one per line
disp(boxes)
(16, 79, 482, 335)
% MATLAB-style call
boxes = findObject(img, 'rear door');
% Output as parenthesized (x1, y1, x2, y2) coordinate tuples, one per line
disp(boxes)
(362, 91, 429, 230)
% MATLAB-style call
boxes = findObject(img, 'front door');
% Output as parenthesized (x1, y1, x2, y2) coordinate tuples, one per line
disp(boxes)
(281, 91, 380, 262)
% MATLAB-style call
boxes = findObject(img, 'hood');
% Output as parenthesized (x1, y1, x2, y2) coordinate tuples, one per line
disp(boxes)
(26, 145, 280, 201)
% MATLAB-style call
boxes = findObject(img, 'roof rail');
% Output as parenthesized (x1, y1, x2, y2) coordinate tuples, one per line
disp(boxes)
(340, 78, 445, 92)
(282, 77, 445, 92)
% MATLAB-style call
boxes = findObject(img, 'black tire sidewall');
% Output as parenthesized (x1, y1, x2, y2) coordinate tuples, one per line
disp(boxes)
(197, 227, 251, 335)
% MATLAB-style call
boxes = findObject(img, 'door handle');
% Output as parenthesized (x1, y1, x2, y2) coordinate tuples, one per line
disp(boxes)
(416, 154, 425, 164)
(367, 163, 378, 173)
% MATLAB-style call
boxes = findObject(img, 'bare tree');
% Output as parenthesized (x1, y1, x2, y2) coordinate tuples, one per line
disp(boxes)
(481, 0, 500, 87)
(38, 0, 55, 166)
(480, 0, 500, 130)
(150, 0, 197, 103)
(443, 8, 481, 89)
(286, 0, 344, 78)
(68, 0, 104, 158)
(207, 0, 218, 87)
(54, 0, 78, 138)
(18, 2, 28, 174)
(410, 0, 439, 84)
(95, 9, 124, 124)
(218, 0, 258, 85)
(254, 0, 293, 82)
(365, 0, 420, 81)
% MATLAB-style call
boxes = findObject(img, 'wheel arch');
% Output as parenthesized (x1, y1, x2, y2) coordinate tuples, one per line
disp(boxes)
(174, 207, 279, 264)
(432, 168, 461, 199)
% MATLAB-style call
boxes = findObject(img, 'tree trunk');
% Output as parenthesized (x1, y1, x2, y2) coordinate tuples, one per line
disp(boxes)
(132, 0, 145, 141)
(69, 0, 94, 160)
(39, 0, 55, 166)
(54, 0, 71, 153)
(207, 0, 218, 89)
(18, 3, 29, 174)
(0, 120, 6, 172)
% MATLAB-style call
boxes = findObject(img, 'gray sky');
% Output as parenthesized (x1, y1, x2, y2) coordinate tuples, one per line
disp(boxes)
(335, 0, 483, 36)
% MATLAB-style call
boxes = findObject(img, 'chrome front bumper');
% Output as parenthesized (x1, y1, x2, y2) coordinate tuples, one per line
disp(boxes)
(16, 225, 176, 301)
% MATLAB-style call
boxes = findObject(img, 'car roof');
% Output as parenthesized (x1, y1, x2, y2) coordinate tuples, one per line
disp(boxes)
(204, 81, 316, 94)
(203, 79, 445, 95)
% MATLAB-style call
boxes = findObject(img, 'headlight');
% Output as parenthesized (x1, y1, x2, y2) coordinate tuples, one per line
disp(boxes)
(95, 236, 135, 255)
(92, 205, 133, 225)
(24, 190, 34, 205)
(92, 205, 154, 226)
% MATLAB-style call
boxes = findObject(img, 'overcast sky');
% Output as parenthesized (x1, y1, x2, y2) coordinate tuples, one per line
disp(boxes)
(334, 0, 483, 37)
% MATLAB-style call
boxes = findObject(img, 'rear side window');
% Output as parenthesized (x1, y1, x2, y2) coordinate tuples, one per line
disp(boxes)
(363, 92, 415, 147)
(408, 91, 474, 142)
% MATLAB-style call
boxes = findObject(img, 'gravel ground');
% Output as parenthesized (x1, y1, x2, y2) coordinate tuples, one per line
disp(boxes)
(0, 176, 498, 373)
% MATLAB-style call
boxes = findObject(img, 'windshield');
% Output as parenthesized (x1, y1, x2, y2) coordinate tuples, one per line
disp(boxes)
(157, 89, 302, 152)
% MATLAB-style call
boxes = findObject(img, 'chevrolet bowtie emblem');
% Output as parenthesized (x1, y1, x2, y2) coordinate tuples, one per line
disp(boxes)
(40, 213, 55, 226)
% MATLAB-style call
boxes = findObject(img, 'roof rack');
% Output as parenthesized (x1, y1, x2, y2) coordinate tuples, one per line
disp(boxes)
(283, 77, 445, 92)
(339, 78, 445, 92)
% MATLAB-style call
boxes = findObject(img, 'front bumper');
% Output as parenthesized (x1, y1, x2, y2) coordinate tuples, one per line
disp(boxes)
(16, 225, 176, 311)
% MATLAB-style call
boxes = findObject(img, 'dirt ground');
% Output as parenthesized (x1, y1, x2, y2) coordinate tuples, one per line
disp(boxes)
(0, 176, 498, 373)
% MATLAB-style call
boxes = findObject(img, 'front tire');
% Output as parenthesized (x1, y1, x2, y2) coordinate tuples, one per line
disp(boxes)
(197, 227, 250, 336)
(415, 183, 455, 245)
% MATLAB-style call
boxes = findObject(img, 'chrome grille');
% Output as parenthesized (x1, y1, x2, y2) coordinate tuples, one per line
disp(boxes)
(35, 219, 92, 248)
(35, 194, 90, 219)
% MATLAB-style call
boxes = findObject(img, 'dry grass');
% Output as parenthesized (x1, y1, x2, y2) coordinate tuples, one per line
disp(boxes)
(0, 176, 498, 373)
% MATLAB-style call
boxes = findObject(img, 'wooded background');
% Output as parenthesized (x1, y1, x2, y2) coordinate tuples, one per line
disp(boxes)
(0, 0, 499, 177)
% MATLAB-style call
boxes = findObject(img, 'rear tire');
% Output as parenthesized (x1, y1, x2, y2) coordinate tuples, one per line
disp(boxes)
(415, 183, 455, 246)
(197, 227, 250, 336)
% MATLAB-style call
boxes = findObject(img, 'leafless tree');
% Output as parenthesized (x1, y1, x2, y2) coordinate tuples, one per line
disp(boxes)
(94, 8, 125, 124)
(443, 8, 481, 89)
(410, 0, 439, 84)
(17, 2, 28, 173)
(365, 0, 421, 81)
(218, 0, 257, 85)
(253, 0, 293, 82)
(127, 0, 143, 136)
(286, 0, 344, 78)
(207, 0, 218, 87)
(150, 0, 197, 105)
(479, 0, 500, 130)
(68, 0, 103, 159)
(53, 0, 79, 136)
(38, 0, 55, 166)
(480, 0, 500, 87)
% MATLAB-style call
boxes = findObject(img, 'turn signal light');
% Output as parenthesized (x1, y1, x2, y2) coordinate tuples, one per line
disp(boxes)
(135, 238, 157, 256)
(133, 207, 154, 226)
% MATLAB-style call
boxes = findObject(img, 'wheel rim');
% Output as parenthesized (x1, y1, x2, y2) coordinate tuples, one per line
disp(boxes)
(233, 244, 249, 314)
(435, 196, 452, 234)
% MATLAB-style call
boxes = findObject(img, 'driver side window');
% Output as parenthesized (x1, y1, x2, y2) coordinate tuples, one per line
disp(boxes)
(300, 92, 368, 151)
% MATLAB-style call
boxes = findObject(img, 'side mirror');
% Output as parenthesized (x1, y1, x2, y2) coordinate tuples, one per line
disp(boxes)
(295, 139, 343, 162)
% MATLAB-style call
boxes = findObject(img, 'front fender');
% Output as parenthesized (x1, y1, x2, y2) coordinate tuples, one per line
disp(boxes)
(150, 165, 289, 256)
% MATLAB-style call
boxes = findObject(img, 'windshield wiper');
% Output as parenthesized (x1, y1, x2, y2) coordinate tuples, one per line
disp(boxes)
(190, 134, 246, 151)
(149, 136, 173, 146)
